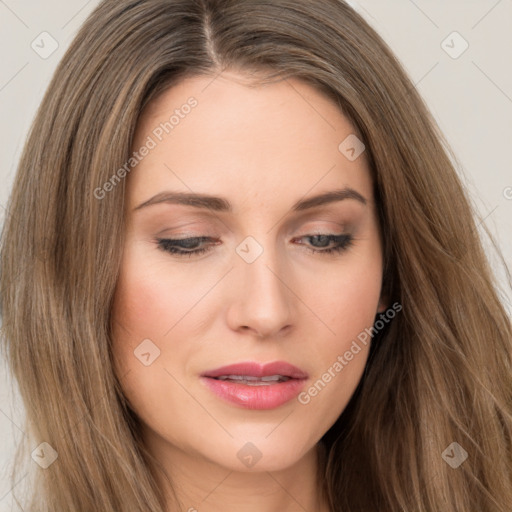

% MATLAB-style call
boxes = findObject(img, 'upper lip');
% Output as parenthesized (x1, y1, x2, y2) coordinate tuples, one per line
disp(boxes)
(201, 361, 308, 380)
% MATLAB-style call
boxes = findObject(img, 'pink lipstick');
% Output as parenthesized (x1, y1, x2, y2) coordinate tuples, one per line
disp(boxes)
(200, 361, 308, 410)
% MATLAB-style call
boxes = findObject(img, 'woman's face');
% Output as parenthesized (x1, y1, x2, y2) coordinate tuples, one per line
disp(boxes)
(111, 71, 386, 474)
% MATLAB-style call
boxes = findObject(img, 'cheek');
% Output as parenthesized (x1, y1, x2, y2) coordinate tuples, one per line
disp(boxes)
(109, 242, 212, 399)
(332, 267, 382, 334)
(111, 248, 189, 344)
(110, 263, 185, 427)
(295, 270, 381, 433)
(308, 250, 383, 346)
(296, 248, 382, 408)
(111, 275, 160, 358)
(110, 255, 176, 380)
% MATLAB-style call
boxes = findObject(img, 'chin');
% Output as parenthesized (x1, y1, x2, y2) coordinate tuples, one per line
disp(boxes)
(194, 432, 318, 473)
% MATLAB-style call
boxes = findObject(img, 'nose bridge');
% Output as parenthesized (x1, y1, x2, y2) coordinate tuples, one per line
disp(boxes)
(239, 236, 283, 290)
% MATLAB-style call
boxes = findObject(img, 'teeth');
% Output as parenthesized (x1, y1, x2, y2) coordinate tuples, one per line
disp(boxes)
(218, 375, 258, 381)
(216, 374, 290, 385)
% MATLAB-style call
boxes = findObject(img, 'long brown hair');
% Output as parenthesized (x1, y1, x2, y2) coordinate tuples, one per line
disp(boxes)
(1, 0, 511, 510)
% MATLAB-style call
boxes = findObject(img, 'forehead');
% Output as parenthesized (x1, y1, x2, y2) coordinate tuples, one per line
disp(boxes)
(127, 72, 373, 211)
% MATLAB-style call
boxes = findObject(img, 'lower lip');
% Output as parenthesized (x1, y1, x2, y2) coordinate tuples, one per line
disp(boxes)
(201, 377, 306, 410)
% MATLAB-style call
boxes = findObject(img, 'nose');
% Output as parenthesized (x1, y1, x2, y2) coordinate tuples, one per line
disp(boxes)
(226, 239, 294, 339)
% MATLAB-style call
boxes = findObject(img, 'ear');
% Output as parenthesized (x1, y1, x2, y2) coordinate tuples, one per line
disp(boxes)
(376, 293, 389, 314)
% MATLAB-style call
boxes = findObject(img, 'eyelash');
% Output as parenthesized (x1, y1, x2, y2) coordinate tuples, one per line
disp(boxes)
(155, 234, 354, 258)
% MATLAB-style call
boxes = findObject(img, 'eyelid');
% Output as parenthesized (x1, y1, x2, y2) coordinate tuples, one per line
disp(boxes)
(155, 231, 354, 259)
(153, 217, 354, 246)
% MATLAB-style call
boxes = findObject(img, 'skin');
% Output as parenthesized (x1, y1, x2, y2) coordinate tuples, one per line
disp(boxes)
(111, 71, 387, 512)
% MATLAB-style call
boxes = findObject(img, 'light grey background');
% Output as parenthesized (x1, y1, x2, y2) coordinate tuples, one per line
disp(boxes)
(1, 1, 511, 508)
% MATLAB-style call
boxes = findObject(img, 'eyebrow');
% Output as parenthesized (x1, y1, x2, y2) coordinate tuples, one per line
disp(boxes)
(133, 187, 367, 213)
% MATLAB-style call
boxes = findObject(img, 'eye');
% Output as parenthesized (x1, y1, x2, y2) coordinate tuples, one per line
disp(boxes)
(156, 236, 218, 258)
(156, 233, 353, 258)
(294, 234, 354, 255)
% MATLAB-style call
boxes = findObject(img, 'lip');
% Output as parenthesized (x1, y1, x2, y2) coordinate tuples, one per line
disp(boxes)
(200, 361, 308, 410)
(202, 361, 308, 380)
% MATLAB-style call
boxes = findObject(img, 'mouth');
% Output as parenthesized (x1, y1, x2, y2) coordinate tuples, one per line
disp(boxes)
(200, 361, 308, 410)
(212, 374, 292, 385)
